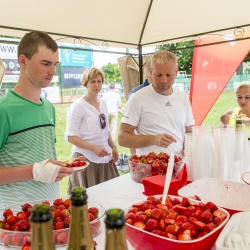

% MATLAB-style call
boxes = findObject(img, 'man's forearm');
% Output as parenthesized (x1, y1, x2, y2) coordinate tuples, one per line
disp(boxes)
(118, 131, 155, 148)
(0, 165, 33, 185)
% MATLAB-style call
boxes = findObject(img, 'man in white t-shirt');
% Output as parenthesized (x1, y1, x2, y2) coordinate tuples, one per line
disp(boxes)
(118, 50, 195, 156)
(102, 83, 123, 141)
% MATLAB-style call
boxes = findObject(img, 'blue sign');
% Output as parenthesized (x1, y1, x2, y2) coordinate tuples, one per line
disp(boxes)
(60, 49, 93, 67)
(61, 66, 87, 87)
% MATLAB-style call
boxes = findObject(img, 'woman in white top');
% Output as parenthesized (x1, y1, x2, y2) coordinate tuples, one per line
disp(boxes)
(65, 67, 119, 190)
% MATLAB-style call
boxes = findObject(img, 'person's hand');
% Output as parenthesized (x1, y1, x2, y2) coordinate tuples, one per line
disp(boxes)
(220, 114, 230, 125)
(92, 145, 110, 157)
(111, 147, 119, 163)
(154, 133, 177, 148)
(43, 159, 74, 181)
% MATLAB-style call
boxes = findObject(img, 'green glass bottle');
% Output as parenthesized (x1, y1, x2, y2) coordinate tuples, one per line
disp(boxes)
(236, 119, 242, 130)
(67, 187, 95, 250)
(105, 208, 128, 250)
(31, 204, 55, 250)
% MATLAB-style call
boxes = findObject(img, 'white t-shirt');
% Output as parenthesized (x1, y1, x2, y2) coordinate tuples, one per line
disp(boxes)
(121, 84, 195, 155)
(65, 97, 112, 163)
(102, 90, 121, 114)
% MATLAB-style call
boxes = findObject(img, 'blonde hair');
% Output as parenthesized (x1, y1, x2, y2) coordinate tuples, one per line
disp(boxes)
(151, 50, 178, 70)
(81, 67, 105, 86)
(234, 81, 250, 94)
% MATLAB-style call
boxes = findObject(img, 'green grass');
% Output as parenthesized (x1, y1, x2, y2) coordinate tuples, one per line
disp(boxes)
(201, 91, 237, 127)
(56, 91, 237, 197)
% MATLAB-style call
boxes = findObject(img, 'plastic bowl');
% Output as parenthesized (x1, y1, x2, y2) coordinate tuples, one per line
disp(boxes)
(128, 155, 183, 183)
(125, 195, 230, 250)
(0, 200, 105, 248)
(215, 211, 250, 250)
(178, 178, 250, 216)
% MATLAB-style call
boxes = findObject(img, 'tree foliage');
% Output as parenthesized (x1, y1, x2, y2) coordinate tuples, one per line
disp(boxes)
(156, 41, 194, 74)
(101, 63, 121, 83)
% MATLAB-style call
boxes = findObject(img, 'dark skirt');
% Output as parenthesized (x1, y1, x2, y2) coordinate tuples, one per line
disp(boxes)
(68, 152, 119, 194)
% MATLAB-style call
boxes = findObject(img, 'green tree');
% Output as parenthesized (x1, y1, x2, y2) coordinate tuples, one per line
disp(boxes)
(156, 41, 194, 74)
(101, 63, 121, 82)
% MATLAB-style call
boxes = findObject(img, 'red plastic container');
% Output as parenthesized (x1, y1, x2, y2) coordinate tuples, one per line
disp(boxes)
(125, 195, 230, 250)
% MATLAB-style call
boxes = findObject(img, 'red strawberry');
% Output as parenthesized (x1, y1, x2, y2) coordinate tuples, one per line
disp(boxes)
(55, 221, 65, 230)
(6, 215, 17, 225)
(53, 198, 63, 207)
(88, 213, 96, 221)
(17, 220, 30, 231)
(17, 211, 29, 221)
(12, 221, 19, 231)
(22, 235, 31, 246)
(3, 233, 12, 246)
(12, 232, 24, 246)
(64, 216, 71, 227)
(60, 209, 70, 219)
(22, 203, 32, 212)
(56, 232, 68, 244)
(42, 200, 51, 207)
(3, 208, 13, 218)
(88, 207, 99, 217)
(57, 204, 66, 211)
(55, 216, 63, 223)
(63, 199, 71, 208)
(4, 223, 12, 230)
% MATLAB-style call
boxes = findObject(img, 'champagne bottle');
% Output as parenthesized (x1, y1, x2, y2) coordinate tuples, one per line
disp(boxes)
(105, 208, 128, 250)
(67, 187, 95, 250)
(31, 204, 55, 250)
(236, 119, 242, 130)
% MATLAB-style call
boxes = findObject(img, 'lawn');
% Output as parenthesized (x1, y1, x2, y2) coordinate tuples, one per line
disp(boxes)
(56, 91, 237, 197)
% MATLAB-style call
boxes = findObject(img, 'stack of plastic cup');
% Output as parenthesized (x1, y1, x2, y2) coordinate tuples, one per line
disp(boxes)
(184, 133, 194, 181)
(232, 128, 249, 182)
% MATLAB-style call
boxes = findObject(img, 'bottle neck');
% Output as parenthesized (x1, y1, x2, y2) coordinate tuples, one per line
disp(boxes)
(32, 220, 55, 250)
(67, 204, 95, 250)
(105, 226, 128, 250)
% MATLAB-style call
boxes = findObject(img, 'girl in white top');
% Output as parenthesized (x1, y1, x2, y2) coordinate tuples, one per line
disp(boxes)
(65, 67, 119, 190)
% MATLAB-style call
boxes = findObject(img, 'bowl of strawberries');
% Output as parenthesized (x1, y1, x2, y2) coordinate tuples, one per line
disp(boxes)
(0, 198, 105, 248)
(128, 152, 183, 183)
(125, 195, 229, 250)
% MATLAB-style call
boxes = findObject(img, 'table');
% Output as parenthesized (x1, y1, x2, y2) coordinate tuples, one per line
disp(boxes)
(87, 173, 147, 250)
(0, 174, 145, 250)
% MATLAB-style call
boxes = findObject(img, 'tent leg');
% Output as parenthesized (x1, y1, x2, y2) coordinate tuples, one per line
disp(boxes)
(138, 44, 143, 84)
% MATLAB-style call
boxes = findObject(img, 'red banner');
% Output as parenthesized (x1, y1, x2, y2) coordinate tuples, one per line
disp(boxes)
(190, 33, 250, 125)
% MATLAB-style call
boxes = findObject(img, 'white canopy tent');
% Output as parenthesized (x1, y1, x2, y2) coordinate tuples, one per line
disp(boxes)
(1, 0, 250, 97)
(0, 0, 250, 49)
(1, 0, 250, 84)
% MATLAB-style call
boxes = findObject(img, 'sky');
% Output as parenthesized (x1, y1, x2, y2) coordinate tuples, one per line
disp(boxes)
(93, 51, 123, 68)
(92, 46, 155, 68)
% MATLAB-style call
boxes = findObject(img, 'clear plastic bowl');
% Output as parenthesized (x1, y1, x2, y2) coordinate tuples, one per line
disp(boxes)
(0, 200, 105, 248)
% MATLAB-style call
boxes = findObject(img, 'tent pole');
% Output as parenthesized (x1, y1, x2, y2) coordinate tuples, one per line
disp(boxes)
(138, 44, 143, 84)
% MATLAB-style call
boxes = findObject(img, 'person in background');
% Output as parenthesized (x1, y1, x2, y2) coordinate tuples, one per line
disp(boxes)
(128, 60, 152, 99)
(118, 50, 195, 156)
(65, 67, 119, 191)
(0, 31, 74, 209)
(220, 81, 250, 137)
(102, 82, 123, 141)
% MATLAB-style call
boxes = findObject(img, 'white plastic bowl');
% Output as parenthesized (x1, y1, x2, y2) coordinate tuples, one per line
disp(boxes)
(216, 211, 250, 250)
(178, 178, 250, 215)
